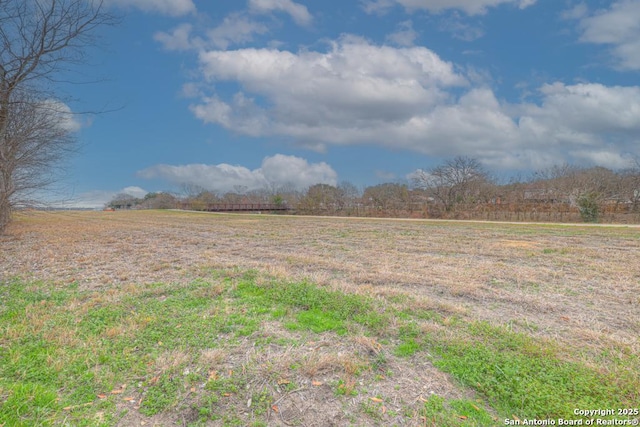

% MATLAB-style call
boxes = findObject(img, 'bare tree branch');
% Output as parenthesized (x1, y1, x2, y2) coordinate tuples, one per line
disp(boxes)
(413, 156, 493, 212)
(0, 0, 117, 232)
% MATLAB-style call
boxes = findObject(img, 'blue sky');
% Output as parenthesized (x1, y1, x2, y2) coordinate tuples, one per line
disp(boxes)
(57, 0, 640, 207)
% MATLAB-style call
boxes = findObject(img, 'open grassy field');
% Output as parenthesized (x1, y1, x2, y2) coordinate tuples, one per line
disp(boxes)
(1, 210, 639, 426)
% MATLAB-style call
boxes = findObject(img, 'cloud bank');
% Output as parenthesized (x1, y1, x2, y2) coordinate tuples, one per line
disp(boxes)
(138, 154, 338, 193)
(185, 36, 640, 169)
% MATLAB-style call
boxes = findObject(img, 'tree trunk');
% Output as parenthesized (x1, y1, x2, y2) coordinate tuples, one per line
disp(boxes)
(0, 89, 11, 233)
(0, 196, 10, 233)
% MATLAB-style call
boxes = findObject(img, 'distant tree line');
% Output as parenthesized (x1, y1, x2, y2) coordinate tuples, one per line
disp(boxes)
(108, 156, 640, 224)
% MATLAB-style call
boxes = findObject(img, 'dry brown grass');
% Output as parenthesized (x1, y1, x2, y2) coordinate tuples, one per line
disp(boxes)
(3, 209, 638, 361)
(2, 210, 639, 425)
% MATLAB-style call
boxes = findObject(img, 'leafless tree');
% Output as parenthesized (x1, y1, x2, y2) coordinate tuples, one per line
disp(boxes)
(621, 157, 640, 212)
(298, 184, 344, 214)
(139, 192, 178, 209)
(107, 192, 140, 210)
(363, 183, 410, 213)
(0, 0, 116, 232)
(337, 181, 360, 211)
(412, 156, 492, 212)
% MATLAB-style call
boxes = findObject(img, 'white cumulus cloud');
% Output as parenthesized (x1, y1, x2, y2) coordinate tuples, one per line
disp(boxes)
(153, 0, 312, 54)
(154, 15, 270, 52)
(106, 0, 195, 16)
(511, 83, 640, 168)
(386, 20, 419, 46)
(248, 0, 313, 26)
(154, 23, 202, 51)
(571, 0, 640, 70)
(138, 155, 337, 193)
(192, 36, 467, 150)
(40, 100, 83, 133)
(207, 13, 270, 50)
(198, 42, 640, 168)
(179, 34, 640, 170)
(363, 0, 536, 15)
(532, 83, 640, 134)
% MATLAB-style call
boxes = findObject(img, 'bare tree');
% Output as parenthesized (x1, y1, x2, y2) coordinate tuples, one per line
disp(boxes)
(107, 192, 140, 210)
(622, 158, 640, 212)
(363, 183, 410, 214)
(140, 192, 178, 209)
(0, 0, 115, 232)
(298, 184, 344, 214)
(412, 156, 492, 212)
(337, 181, 360, 211)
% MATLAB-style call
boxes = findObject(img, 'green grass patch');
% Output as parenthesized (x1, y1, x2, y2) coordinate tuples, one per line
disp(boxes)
(420, 394, 495, 426)
(0, 382, 61, 427)
(394, 321, 423, 356)
(395, 338, 420, 357)
(140, 373, 180, 416)
(233, 275, 389, 333)
(1, 272, 637, 425)
(0, 278, 250, 425)
(286, 308, 348, 334)
(430, 321, 639, 419)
